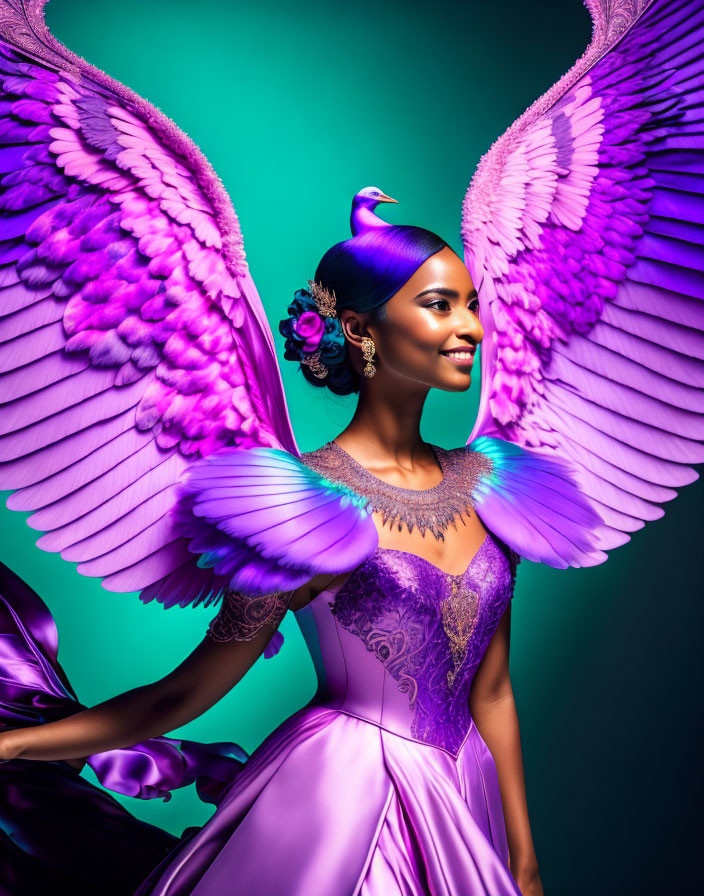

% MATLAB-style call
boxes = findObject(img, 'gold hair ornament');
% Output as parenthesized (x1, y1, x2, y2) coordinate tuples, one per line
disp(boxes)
(298, 280, 338, 379)
(307, 279, 337, 318)
(302, 351, 329, 379)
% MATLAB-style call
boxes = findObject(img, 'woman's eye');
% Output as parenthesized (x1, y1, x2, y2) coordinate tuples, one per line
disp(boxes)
(425, 298, 479, 314)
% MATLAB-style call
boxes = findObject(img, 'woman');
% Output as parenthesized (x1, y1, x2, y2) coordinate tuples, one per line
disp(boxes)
(1, 1, 702, 894)
(1, 224, 541, 895)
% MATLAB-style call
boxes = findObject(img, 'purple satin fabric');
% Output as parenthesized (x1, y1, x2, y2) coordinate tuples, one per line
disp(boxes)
(0, 560, 249, 895)
(0, 561, 248, 803)
(137, 707, 517, 896)
(137, 533, 522, 896)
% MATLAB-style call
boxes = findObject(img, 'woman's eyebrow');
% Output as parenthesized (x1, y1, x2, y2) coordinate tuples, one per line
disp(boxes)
(416, 287, 478, 299)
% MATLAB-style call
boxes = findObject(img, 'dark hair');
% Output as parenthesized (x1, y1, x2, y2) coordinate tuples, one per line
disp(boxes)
(279, 225, 450, 395)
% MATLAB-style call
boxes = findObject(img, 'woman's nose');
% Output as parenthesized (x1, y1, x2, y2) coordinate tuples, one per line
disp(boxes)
(456, 307, 483, 344)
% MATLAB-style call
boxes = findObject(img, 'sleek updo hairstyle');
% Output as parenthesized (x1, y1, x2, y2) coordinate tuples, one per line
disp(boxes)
(279, 225, 449, 395)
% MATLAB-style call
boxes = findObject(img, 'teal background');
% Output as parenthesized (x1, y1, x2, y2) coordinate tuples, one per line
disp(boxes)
(1, 1, 701, 892)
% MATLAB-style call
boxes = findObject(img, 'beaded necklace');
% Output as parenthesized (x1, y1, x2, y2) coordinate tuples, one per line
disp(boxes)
(301, 440, 492, 541)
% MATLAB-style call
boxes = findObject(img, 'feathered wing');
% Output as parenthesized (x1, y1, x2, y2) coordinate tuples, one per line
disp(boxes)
(174, 447, 379, 597)
(463, 0, 704, 567)
(0, 1, 377, 608)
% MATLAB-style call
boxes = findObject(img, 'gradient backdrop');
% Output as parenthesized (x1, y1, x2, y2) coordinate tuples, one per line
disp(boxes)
(1, 1, 701, 893)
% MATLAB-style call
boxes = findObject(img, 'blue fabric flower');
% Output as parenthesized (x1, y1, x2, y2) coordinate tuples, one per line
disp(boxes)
(279, 289, 347, 367)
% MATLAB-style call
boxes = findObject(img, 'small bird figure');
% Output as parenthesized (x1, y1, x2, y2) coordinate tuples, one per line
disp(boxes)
(350, 186, 398, 236)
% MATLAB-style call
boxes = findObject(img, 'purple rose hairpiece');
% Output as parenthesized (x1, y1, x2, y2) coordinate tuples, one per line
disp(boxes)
(278, 280, 342, 380)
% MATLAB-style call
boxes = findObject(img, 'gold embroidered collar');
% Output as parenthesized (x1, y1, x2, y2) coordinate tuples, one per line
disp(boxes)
(301, 440, 491, 541)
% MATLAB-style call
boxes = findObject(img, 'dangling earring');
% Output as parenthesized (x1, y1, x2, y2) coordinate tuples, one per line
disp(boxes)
(361, 336, 376, 378)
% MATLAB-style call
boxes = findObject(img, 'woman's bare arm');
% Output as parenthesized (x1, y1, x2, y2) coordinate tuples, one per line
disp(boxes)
(469, 606, 543, 895)
(0, 604, 286, 763)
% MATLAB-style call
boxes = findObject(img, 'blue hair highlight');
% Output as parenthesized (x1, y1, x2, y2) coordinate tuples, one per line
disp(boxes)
(314, 225, 449, 314)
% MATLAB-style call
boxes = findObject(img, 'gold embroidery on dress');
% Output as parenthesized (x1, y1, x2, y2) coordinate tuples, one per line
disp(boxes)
(440, 576, 480, 689)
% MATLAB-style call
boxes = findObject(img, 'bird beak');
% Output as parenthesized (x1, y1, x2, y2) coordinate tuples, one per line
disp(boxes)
(375, 192, 398, 204)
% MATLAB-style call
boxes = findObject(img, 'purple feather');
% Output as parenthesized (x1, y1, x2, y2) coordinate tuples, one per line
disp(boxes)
(463, 0, 704, 561)
(174, 447, 378, 598)
(470, 436, 608, 568)
(0, 3, 303, 608)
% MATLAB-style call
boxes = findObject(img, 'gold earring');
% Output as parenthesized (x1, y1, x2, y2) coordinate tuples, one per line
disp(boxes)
(361, 336, 376, 378)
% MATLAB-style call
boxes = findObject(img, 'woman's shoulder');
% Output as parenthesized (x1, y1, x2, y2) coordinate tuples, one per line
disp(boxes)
(176, 443, 378, 600)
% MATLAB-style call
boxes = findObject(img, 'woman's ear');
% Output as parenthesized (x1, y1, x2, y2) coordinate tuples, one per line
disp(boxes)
(339, 309, 371, 351)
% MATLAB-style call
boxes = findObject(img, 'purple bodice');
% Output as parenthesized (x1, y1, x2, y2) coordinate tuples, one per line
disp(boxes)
(294, 531, 517, 756)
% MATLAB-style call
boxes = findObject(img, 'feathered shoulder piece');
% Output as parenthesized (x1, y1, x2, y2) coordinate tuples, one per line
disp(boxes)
(174, 447, 379, 599)
(468, 436, 608, 569)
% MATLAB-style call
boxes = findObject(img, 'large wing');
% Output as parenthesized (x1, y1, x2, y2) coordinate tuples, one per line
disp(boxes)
(0, 0, 297, 607)
(463, 0, 704, 560)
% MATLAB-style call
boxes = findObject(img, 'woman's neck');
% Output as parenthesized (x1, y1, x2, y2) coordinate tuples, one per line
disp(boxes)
(335, 379, 433, 471)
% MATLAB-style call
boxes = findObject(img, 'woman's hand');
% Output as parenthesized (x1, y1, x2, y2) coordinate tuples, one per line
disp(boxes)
(514, 865, 544, 896)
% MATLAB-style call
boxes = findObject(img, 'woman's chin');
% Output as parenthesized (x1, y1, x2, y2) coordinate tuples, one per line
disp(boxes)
(435, 356, 474, 391)
(435, 374, 474, 394)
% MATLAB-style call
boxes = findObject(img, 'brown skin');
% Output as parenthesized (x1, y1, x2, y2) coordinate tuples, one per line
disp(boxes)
(0, 247, 541, 894)
(294, 247, 543, 894)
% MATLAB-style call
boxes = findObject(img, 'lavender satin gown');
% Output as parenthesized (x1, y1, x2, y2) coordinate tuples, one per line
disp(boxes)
(138, 447, 522, 896)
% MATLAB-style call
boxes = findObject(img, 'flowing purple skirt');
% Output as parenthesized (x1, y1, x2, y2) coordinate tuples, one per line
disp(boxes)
(137, 702, 519, 896)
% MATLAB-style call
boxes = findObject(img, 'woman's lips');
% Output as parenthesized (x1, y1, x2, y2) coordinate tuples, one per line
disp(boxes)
(440, 348, 475, 368)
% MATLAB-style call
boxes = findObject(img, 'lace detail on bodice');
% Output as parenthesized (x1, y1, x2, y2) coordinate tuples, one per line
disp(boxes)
(206, 590, 294, 642)
(301, 441, 492, 539)
(329, 535, 516, 753)
(441, 578, 480, 690)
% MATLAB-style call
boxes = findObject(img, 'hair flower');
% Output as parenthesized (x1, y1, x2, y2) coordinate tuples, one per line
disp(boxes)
(292, 310, 325, 353)
(278, 283, 346, 385)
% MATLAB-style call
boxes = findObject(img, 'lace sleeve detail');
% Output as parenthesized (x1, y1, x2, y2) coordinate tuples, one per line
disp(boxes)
(206, 589, 294, 643)
(508, 550, 521, 600)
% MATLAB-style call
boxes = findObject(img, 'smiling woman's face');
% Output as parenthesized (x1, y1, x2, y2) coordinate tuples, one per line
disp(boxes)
(361, 247, 483, 393)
